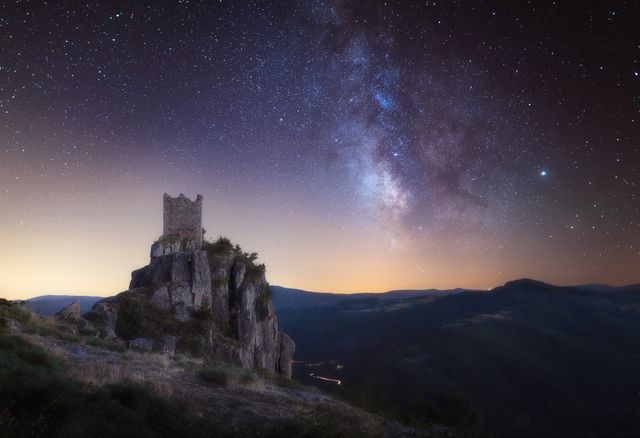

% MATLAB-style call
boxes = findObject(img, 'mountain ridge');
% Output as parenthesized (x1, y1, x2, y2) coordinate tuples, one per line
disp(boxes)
(21, 278, 640, 315)
(275, 278, 640, 437)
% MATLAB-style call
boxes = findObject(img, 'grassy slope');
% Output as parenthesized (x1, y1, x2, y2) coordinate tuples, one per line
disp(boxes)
(0, 299, 230, 438)
(0, 299, 446, 438)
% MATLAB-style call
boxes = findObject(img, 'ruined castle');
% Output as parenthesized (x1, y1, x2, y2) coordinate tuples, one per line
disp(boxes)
(90, 193, 295, 377)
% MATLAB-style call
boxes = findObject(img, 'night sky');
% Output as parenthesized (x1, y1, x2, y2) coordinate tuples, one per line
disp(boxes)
(1, 1, 639, 298)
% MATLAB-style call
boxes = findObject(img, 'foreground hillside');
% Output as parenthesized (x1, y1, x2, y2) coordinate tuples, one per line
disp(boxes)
(0, 299, 449, 437)
(278, 279, 640, 438)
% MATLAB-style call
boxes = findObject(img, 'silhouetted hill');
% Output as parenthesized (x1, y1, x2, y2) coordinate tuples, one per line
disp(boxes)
(277, 279, 640, 438)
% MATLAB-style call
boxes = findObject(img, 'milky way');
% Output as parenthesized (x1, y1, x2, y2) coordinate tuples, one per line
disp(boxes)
(1, 1, 639, 297)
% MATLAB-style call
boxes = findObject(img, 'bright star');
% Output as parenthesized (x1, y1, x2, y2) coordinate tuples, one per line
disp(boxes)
(540, 170, 547, 176)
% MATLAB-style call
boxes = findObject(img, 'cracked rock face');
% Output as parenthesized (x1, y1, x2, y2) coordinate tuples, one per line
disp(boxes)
(54, 300, 81, 321)
(90, 240, 295, 378)
(129, 250, 213, 321)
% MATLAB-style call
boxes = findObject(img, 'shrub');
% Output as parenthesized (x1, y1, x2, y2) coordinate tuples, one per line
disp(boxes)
(158, 234, 181, 245)
(239, 371, 257, 385)
(0, 299, 32, 325)
(245, 263, 266, 283)
(114, 292, 176, 341)
(199, 365, 230, 386)
(185, 336, 206, 358)
(22, 320, 77, 342)
(203, 237, 234, 255)
(83, 310, 104, 325)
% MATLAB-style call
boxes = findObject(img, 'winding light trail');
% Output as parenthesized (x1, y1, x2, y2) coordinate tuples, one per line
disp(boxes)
(309, 373, 342, 385)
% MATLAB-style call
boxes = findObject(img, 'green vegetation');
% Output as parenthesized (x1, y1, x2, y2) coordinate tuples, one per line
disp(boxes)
(239, 370, 257, 385)
(113, 291, 217, 358)
(245, 262, 266, 283)
(0, 322, 230, 437)
(198, 361, 259, 387)
(114, 291, 177, 341)
(202, 236, 234, 255)
(22, 321, 77, 341)
(157, 234, 181, 245)
(213, 276, 227, 288)
(83, 336, 126, 353)
(1, 298, 79, 342)
(83, 310, 104, 325)
(199, 364, 230, 386)
(184, 336, 206, 358)
(0, 300, 392, 437)
(203, 237, 266, 280)
(0, 299, 32, 325)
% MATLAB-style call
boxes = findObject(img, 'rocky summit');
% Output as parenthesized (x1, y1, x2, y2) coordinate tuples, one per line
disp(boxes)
(83, 194, 294, 378)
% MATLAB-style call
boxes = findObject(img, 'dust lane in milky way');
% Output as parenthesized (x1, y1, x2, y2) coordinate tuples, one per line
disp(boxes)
(1, 1, 639, 298)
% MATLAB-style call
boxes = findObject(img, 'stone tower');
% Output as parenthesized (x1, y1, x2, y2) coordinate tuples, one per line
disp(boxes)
(162, 193, 203, 249)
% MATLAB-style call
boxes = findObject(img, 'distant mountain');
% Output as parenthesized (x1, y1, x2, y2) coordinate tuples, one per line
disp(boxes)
(277, 279, 640, 438)
(575, 283, 640, 292)
(20, 286, 462, 315)
(24, 295, 103, 315)
(270, 285, 464, 311)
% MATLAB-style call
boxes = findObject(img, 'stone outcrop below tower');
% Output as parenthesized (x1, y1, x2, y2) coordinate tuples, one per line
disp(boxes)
(89, 194, 294, 378)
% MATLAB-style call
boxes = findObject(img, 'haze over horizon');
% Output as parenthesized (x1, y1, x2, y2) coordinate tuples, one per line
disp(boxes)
(1, 2, 639, 300)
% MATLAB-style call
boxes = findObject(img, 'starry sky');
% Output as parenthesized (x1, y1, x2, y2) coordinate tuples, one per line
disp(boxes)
(1, 1, 639, 299)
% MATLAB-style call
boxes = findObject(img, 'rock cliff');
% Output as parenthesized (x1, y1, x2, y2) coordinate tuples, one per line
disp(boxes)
(89, 236, 294, 378)
(54, 300, 81, 321)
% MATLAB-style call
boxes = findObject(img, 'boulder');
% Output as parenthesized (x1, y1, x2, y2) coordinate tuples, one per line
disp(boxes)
(55, 300, 81, 321)
(129, 337, 155, 351)
(150, 286, 170, 309)
(277, 332, 295, 378)
(162, 335, 178, 357)
(93, 301, 119, 340)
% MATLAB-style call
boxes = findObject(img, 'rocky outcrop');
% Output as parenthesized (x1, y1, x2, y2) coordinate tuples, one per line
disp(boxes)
(54, 300, 81, 321)
(129, 337, 154, 351)
(277, 333, 295, 378)
(89, 237, 295, 378)
(91, 301, 119, 339)
(129, 249, 212, 321)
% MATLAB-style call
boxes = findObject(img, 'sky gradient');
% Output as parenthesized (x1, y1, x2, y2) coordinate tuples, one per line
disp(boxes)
(1, 1, 639, 299)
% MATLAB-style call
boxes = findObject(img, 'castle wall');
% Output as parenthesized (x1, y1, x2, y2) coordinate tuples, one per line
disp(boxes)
(163, 193, 203, 249)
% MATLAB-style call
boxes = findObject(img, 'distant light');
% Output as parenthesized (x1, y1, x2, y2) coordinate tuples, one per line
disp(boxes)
(540, 170, 547, 176)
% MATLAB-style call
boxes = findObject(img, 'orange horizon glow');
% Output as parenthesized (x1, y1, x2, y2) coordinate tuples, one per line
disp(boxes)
(2, 185, 638, 300)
